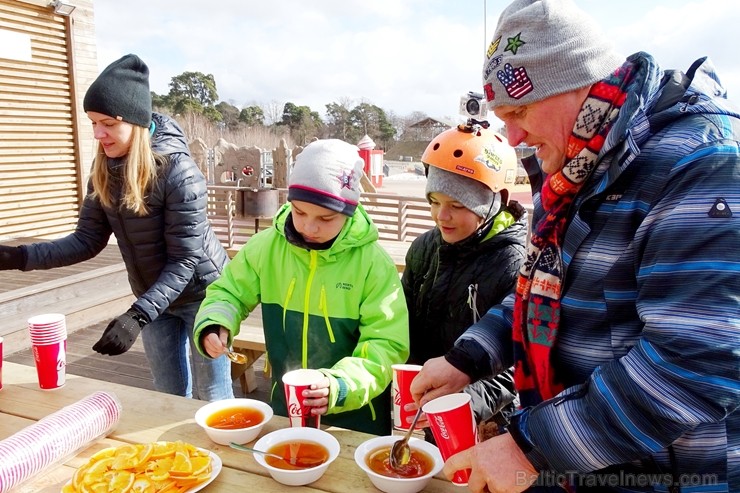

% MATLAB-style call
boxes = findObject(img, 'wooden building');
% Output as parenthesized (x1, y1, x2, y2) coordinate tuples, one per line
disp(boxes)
(0, 0, 97, 241)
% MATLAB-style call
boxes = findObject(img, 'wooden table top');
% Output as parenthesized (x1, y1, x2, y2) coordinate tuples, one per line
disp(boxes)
(0, 362, 457, 492)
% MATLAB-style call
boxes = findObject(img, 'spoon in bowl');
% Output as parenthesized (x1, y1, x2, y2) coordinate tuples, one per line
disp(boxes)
(389, 406, 424, 470)
(229, 442, 325, 468)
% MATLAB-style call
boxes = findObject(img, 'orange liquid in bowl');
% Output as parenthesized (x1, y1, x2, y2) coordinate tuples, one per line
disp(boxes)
(265, 441, 329, 470)
(366, 446, 434, 479)
(206, 406, 264, 429)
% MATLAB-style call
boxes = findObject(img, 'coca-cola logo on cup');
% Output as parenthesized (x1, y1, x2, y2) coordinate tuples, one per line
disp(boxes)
(288, 402, 302, 417)
(434, 415, 449, 439)
(393, 387, 401, 406)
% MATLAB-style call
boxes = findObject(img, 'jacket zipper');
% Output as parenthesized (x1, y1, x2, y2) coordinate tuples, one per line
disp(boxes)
(319, 287, 336, 343)
(302, 251, 318, 367)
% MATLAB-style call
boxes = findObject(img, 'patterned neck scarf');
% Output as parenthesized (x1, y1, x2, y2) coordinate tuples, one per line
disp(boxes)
(512, 63, 635, 406)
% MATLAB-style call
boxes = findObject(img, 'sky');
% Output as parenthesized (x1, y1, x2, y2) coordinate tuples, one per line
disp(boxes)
(92, 0, 740, 124)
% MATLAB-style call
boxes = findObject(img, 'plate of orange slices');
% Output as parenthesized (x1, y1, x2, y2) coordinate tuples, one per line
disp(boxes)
(62, 440, 221, 493)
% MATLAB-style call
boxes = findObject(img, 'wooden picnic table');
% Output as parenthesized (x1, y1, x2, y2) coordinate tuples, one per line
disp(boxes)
(0, 361, 459, 492)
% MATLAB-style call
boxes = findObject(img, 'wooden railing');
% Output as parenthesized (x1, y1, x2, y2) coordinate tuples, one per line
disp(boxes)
(207, 186, 435, 249)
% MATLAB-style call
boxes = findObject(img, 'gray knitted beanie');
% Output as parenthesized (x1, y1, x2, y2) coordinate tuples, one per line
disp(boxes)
(482, 0, 624, 108)
(83, 54, 152, 128)
(426, 166, 499, 220)
(288, 139, 363, 216)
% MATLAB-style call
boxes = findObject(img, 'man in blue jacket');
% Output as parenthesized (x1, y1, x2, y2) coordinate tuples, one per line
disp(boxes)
(410, 1, 739, 491)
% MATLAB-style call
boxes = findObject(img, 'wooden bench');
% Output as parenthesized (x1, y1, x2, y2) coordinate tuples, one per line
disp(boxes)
(230, 306, 267, 395)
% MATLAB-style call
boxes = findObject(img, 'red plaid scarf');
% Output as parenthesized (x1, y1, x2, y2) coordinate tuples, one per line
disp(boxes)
(512, 64, 635, 406)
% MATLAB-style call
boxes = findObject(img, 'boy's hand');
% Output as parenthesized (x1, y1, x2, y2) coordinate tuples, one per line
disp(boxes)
(202, 327, 230, 358)
(302, 375, 331, 416)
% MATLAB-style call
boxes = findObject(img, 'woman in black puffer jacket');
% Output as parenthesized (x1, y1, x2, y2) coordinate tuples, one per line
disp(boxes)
(402, 123, 527, 440)
(0, 55, 232, 401)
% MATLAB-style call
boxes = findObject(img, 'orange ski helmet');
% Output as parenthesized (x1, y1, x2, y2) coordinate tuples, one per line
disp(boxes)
(421, 122, 518, 205)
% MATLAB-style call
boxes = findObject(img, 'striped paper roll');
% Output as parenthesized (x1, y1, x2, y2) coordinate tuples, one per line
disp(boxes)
(0, 391, 122, 492)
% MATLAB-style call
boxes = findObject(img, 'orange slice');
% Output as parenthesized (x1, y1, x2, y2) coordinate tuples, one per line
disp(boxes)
(80, 482, 108, 493)
(169, 450, 193, 476)
(89, 447, 116, 462)
(111, 444, 140, 470)
(82, 457, 114, 484)
(149, 441, 177, 459)
(130, 476, 156, 493)
(190, 455, 212, 477)
(145, 457, 174, 482)
(105, 470, 135, 492)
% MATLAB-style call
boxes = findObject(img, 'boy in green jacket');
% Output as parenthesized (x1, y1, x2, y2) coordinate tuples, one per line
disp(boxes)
(193, 139, 409, 435)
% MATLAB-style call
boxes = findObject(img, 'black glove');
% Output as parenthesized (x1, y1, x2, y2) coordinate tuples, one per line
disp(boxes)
(0, 244, 26, 270)
(93, 309, 149, 356)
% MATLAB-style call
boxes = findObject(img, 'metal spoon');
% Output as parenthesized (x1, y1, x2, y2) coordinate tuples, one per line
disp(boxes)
(389, 406, 424, 470)
(229, 442, 324, 467)
(225, 350, 247, 364)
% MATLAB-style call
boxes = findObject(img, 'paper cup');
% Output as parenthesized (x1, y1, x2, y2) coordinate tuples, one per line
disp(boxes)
(422, 393, 477, 485)
(32, 340, 66, 390)
(282, 369, 324, 428)
(391, 363, 422, 431)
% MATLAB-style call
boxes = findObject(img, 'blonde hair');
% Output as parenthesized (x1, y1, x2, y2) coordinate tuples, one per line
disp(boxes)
(90, 125, 163, 215)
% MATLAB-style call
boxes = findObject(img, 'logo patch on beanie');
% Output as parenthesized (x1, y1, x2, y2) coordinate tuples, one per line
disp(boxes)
(484, 82, 495, 103)
(339, 170, 355, 190)
(483, 55, 504, 80)
(497, 63, 533, 100)
(504, 32, 526, 55)
(486, 36, 501, 58)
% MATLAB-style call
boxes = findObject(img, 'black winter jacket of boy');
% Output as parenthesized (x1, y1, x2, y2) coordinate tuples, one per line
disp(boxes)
(402, 203, 527, 424)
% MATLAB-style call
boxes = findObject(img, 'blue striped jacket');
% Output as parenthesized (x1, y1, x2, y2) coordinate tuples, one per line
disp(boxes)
(458, 53, 740, 491)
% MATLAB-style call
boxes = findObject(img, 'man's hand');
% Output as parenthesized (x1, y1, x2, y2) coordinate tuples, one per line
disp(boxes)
(443, 432, 538, 493)
(410, 356, 471, 406)
(92, 309, 148, 356)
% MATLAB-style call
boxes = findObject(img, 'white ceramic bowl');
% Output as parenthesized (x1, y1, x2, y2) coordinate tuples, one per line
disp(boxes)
(194, 398, 273, 445)
(253, 427, 340, 486)
(354, 435, 444, 493)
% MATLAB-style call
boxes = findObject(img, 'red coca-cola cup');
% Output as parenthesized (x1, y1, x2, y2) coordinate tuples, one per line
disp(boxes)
(282, 368, 324, 428)
(32, 340, 66, 390)
(391, 363, 422, 431)
(422, 393, 477, 485)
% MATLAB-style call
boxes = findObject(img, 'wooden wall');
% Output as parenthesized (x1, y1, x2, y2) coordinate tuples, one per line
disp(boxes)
(0, 0, 97, 241)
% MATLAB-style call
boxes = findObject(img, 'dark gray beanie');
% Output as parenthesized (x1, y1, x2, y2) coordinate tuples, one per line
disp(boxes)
(426, 166, 500, 220)
(83, 54, 152, 128)
(288, 139, 363, 216)
(482, 0, 624, 108)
